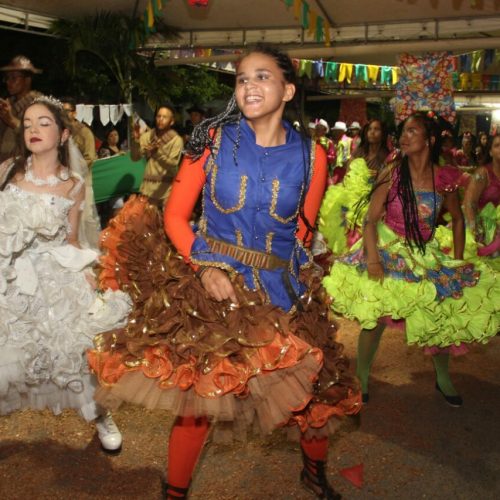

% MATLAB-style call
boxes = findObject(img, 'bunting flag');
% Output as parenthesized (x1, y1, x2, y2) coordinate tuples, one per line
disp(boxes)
(325, 61, 338, 82)
(143, 0, 165, 34)
(302, 1, 309, 29)
(154, 44, 500, 94)
(338, 63, 353, 83)
(315, 16, 324, 43)
(283, 0, 332, 46)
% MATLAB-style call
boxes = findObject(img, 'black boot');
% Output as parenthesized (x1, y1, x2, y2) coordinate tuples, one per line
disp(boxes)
(301, 451, 341, 499)
(162, 481, 189, 499)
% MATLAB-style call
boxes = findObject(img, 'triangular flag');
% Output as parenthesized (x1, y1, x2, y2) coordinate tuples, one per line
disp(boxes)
(339, 463, 364, 489)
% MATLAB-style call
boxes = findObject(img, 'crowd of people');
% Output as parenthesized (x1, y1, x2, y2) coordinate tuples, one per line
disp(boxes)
(0, 47, 498, 500)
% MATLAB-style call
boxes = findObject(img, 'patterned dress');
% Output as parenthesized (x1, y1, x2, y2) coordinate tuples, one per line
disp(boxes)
(323, 165, 499, 353)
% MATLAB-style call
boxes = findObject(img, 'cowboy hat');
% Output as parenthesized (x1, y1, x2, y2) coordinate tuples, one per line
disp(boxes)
(315, 118, 329, 133)
(0, 55, 42, 74)
(332, 121, 347, 132)
(348, 121, 361, 130)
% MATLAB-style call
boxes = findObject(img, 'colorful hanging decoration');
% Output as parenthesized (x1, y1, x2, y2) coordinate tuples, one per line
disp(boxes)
(143, 0, 164, 34)
(156, 45, 500, 97)
(391, 52, 457, 124)
(283, 0, 330, 46)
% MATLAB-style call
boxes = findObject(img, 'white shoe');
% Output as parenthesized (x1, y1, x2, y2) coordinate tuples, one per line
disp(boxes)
(95, 413, 122, 452)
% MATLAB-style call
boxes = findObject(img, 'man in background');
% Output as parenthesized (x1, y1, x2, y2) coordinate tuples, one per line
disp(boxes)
(0, 55, 42, 162)
(61, 97, 96, 168)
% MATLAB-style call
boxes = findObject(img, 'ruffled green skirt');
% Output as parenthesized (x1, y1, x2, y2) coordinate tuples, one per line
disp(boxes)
(435, 202, 500, 271)
(323, 223, 499, 349)
(319, 158, 374, 256)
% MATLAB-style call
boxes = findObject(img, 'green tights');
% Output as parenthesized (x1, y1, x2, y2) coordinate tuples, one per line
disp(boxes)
(356, 326, 459, 396)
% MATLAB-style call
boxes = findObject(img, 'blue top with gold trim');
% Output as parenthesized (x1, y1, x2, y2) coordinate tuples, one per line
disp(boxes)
(190, 119, 315, 312)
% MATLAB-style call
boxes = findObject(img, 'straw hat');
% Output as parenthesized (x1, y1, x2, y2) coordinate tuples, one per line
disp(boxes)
(0, 55, 42, 74)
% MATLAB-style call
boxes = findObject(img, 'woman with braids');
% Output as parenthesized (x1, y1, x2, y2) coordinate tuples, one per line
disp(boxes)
(319, 118, 391, 256)
(88, 45, 360, 499)
(323, 111, 499, 407)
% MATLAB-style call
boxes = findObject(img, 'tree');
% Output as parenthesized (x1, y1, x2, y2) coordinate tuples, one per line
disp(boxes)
(50, 11, 231, 109)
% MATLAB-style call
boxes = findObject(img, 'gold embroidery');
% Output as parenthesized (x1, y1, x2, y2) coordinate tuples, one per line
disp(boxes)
(309, 140, 316, 185)
(293, 238, 313, 271)
(265, 232, 274, 253)
(235, 229, 243, 246)
(198, 182, 208, 234)
(210, 164, 248, 214)
(255, 269, 271, 304)
(252, 268, 261, 290)
(269, 178, 303, 224)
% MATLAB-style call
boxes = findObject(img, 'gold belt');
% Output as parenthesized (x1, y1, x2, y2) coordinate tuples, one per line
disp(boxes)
(206, 237, 288, 270)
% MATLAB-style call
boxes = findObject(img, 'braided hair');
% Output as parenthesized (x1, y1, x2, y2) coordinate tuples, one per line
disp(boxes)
(394, 111, 441, 253)
(186, 43, 315, 238)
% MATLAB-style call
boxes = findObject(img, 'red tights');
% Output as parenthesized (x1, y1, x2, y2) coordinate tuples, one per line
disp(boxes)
(166, 417, 328, 497)
(300, 435, 329, 461)
(166, 416, 210, 497)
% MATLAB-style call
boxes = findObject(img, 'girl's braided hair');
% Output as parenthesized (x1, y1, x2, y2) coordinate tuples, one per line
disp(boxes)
(186, 43, 316, 239)
(356, 111, 441, 254)
(389, 111, 441, 253)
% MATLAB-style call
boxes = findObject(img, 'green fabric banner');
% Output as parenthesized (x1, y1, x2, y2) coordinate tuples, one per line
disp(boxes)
(92, 153, 145, 203)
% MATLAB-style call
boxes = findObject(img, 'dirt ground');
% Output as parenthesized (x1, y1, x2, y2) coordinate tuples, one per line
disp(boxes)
(0, 317, 499, 500)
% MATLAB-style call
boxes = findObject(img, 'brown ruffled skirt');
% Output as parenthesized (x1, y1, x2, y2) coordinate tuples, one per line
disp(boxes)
(88, 196, 361, 439)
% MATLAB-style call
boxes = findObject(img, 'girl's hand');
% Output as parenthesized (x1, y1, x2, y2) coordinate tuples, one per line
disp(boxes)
(200, 267, 238, 304)
(367, 261, 384, 282)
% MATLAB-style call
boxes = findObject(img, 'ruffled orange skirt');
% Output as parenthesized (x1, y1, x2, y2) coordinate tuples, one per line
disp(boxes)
(88, 196, 361, 439)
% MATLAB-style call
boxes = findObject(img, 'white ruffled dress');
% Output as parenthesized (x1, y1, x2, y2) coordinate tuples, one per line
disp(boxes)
(0, 184, 131, 420)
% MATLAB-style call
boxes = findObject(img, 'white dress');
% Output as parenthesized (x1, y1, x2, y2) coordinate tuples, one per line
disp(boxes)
(0, 179, 131, 421)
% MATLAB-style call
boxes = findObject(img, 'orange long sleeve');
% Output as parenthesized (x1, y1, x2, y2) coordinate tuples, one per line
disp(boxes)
(164, 142, 327, 257)
(297, 143, 328, 246)
(164, 150, 209, 259)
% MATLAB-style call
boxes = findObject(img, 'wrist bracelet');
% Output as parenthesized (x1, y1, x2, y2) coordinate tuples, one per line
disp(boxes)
(195, 266, 210, 279)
